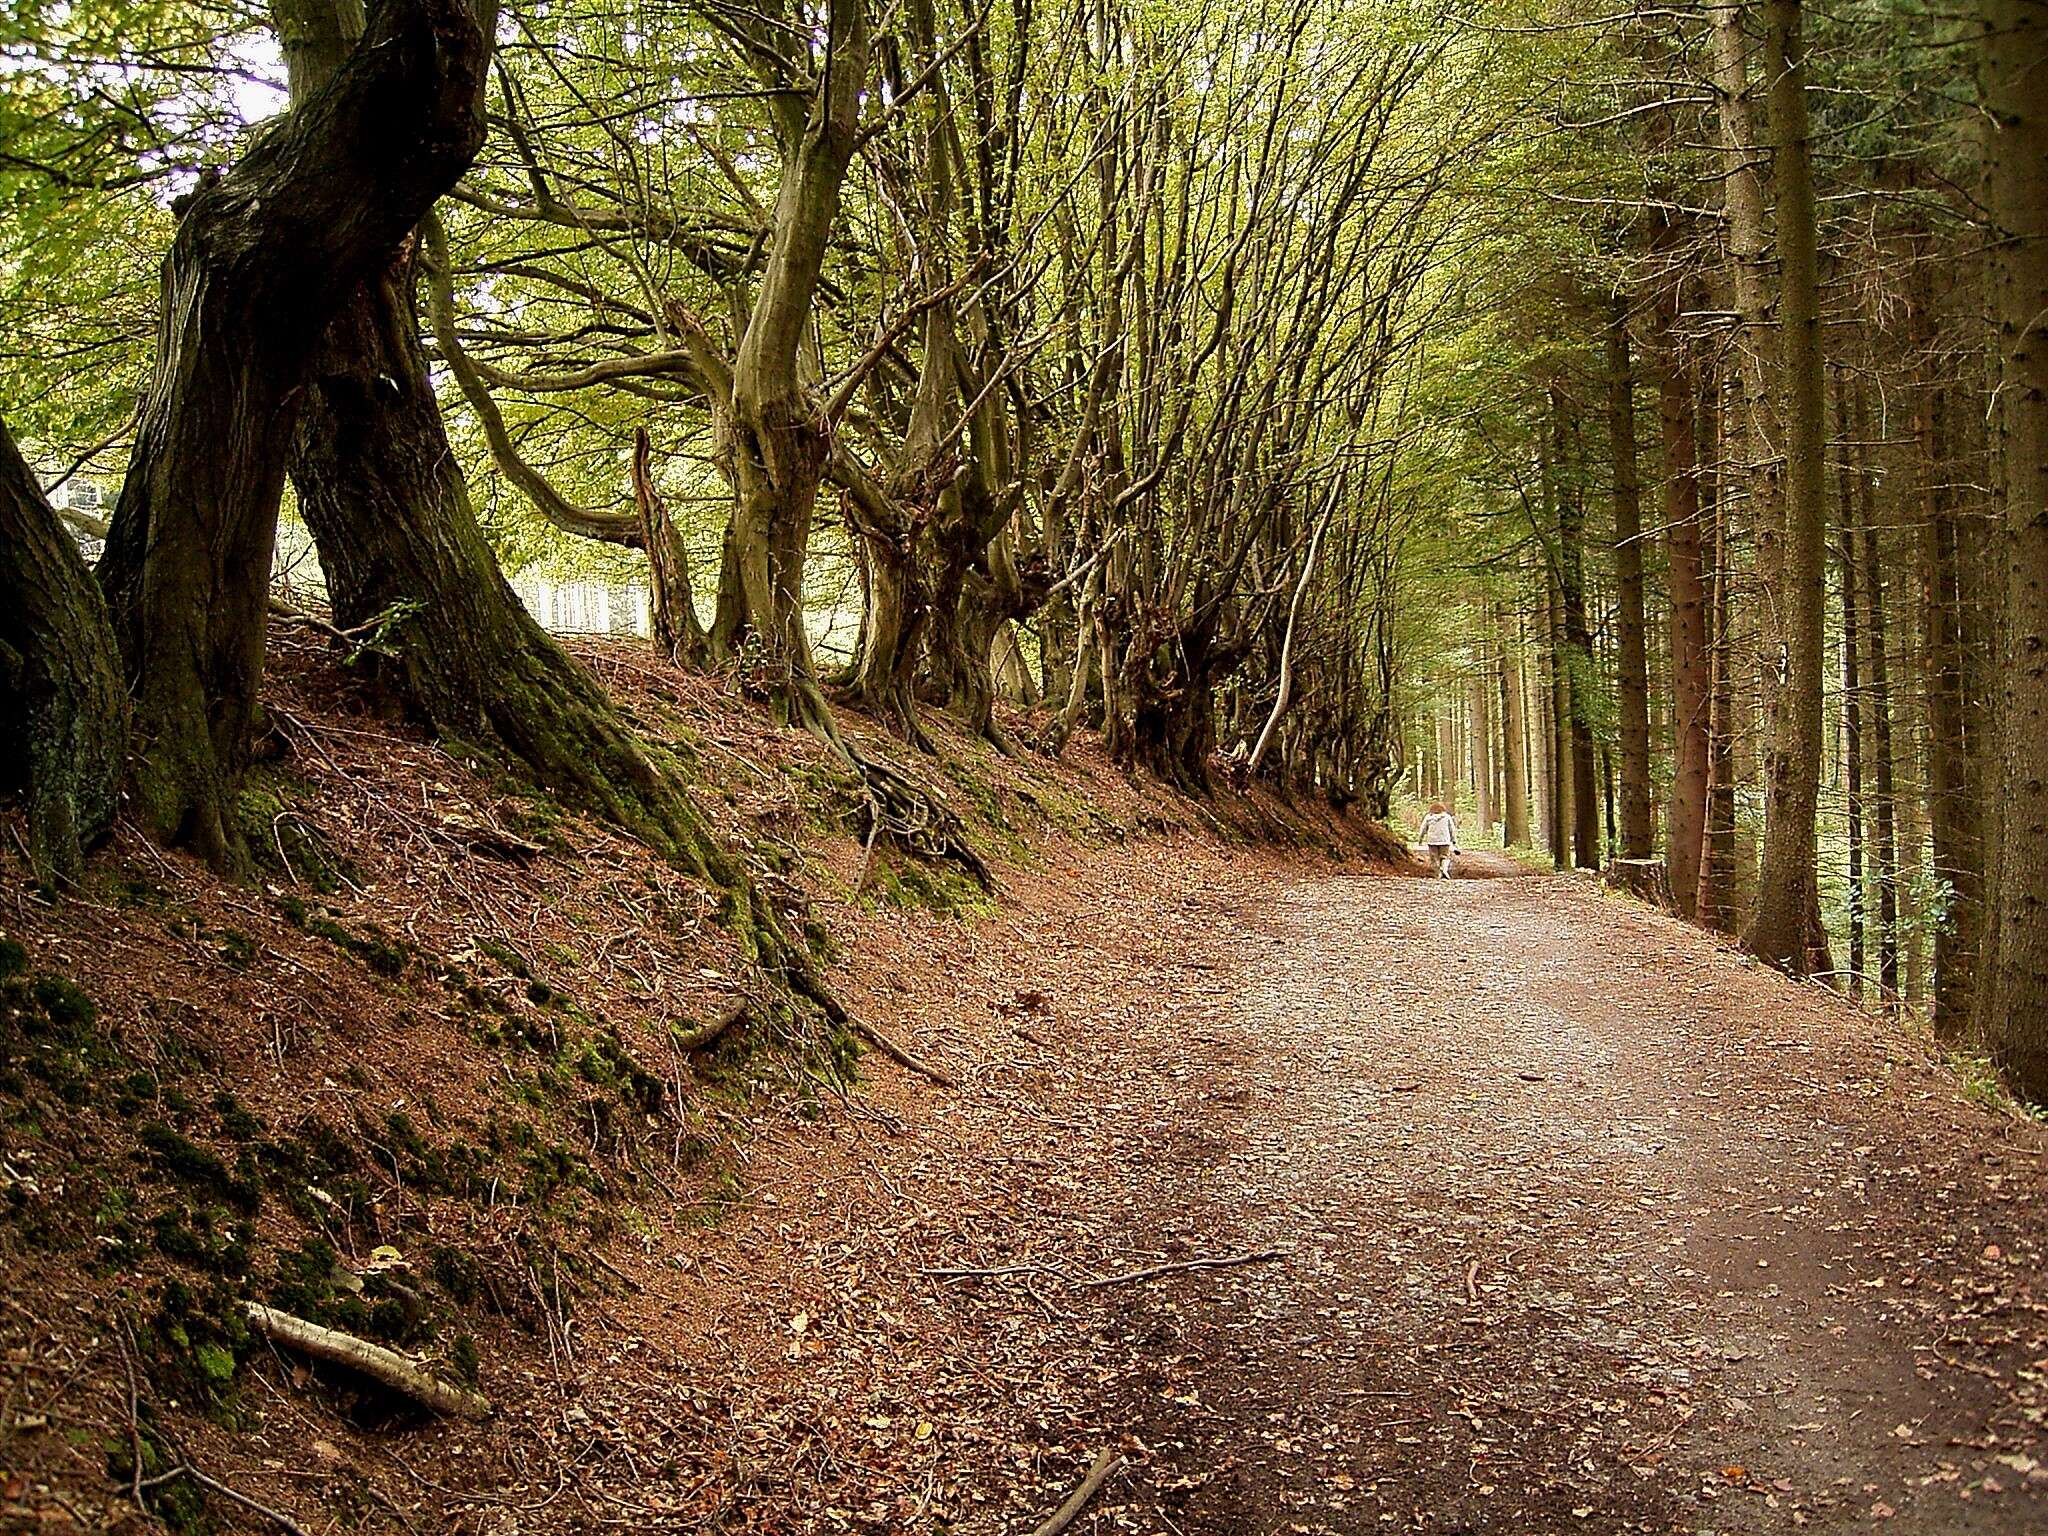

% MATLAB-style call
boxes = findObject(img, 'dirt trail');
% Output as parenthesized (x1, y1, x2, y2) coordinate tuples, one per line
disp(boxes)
(1036, 865, 2048, 1535)
(792, 855, 2047, 1536)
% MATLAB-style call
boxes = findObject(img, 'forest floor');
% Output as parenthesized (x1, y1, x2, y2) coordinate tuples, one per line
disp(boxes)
(703, 845, 2048, 1536)
(4, 640, 2045, 1536)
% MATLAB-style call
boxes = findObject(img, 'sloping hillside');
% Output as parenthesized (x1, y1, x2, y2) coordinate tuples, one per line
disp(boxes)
(0, 623, 1403, 1534)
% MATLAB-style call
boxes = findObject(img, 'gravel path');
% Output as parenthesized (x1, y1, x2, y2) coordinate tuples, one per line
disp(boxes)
(1060, 865, 2048, 1534)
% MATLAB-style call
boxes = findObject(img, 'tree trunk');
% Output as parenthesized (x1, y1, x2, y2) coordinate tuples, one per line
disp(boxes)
(1545, 565, 1574, 869)
(289, 278, 735, 877)
(1470, 650, 1496, 835)
(0, 415, 129, 889)
(1661, 316, 1710, 918)
(1857, 371, 1901, 995)
(1607, 298, 1654, 859)
(94, 0, 494, 868)
(1498, 603, 1531, 847)
(1919, 380, 1980, 1033)
(1745, 0, 1830, 974)
(1981, 0, 2048, 1101)
(273, 0, 727, 872)
(1699, 366, 1741, 932)
(1557, 407, 1601, 870)
(1835, 370, 1865, 999)
(724, 0, 870, 735)
(632, 428, 712, 667)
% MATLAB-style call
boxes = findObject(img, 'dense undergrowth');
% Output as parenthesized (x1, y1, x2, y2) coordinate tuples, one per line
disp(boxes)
(0, 626, 1398, 1533)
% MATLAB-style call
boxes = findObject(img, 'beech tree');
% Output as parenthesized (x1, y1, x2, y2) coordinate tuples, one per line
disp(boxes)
(82, 0, 494, 868)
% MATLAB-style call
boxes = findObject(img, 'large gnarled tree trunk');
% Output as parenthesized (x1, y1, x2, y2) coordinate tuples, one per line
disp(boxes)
(274, 0, 726, 875)
(94, 0, 494, 869)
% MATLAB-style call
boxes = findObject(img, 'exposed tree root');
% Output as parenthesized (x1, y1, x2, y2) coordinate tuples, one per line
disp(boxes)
(847, 743, 993, 888)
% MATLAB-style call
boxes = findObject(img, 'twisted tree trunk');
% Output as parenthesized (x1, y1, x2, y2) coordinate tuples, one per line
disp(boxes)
(95, 0, 494, 868)
(274, 0, 723, 869)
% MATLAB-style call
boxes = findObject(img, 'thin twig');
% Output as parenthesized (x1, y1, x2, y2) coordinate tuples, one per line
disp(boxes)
(850, 1017, 959, 1089)
(1075, 1248, 1285, 1290)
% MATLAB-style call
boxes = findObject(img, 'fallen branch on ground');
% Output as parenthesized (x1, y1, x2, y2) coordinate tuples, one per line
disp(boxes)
(924, 1248, 1286, 1289)
(850, 1016, 959, 1088)
(243, 1303, 492, 1420)
(142, 1465, 313, 1536)
(670, 997, 748, 1051)
(1031, 1449, 1124, 1536)
(1074, 1248, 1285, 1289)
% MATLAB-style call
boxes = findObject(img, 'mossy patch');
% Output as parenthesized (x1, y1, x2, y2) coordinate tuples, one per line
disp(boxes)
(238, 773, 356, 894)
(273, 898, 411, 977)
(0, 959, 113, 1104)
(865, 855, 998, 920)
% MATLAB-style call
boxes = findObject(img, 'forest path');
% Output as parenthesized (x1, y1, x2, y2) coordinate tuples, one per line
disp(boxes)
(581, 850, 2047, 1536)
(999, 863, 2048, 1535)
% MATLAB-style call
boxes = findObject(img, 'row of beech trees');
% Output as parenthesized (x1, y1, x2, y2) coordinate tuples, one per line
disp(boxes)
(0, 1, 1474, 900)
(1407, 0, 2047, 1100)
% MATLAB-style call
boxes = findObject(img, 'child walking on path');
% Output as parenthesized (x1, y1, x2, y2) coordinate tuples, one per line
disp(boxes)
(1418, 802, 1460, 879)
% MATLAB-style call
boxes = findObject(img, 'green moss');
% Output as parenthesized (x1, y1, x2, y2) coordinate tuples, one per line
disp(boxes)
(0, 969, 111, 1105)
(477, 939, 533, 979)
(237, 777, 356, 894)
(145, 1276, 253, 1422)
(429, 1245, 484, 1306)
(31, 974, 93, 1029)
(282, 901, 411, 978)
(572, 1029, 664, 1116)
(867, 857, 997, 920)
(139, 1122, 262, 1213)
(0, 936, 25, 980)
(213, 1094, 264, 1143)
(449, 1333, 481, 1386)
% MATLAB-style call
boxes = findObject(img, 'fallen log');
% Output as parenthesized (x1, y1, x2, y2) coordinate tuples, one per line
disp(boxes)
(242, 1303, 491, 1420)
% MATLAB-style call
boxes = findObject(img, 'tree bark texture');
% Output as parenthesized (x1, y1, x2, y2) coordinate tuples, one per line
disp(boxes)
(1607, 298, 1654, 860)
(1745, 0, 1830, 974)
(1661, 319, 1710, 918)
(1983, 0, 2048, 1101)
(0, 416, 130, 889)
(1498, 603, 1531, 847)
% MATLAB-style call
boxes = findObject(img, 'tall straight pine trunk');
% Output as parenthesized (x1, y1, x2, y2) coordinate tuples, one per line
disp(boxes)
(1499, 603, 1531, 847)
(1607, 298, 1654, 859)
(1660, 305, 1710, 915)
(1982, 0, 2048, 1101)
(1854, 373, 1902, 993)
(1835, 369, 1866, 997)
(1745, 0, 1830, 973)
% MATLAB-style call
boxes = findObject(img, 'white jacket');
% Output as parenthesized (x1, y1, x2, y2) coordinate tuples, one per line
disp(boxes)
(1420, 811, 1458, 848)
